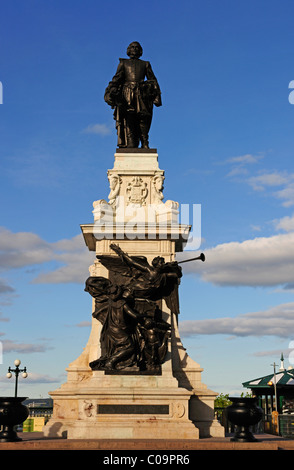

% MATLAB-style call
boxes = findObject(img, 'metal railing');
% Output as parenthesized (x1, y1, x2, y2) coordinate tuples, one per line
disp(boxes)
(278, 414, 294, 438)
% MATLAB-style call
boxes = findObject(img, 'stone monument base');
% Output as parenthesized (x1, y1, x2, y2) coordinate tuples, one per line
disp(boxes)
(43, 315, 224, 440)
(44, 375, 199, 440)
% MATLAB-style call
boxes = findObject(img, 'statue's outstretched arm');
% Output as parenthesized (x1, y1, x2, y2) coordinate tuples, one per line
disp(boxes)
(110, 243, 150, 274)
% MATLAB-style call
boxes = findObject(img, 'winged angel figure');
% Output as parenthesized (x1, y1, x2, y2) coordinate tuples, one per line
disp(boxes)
(98, 243, 182, 315)
(84, 244, 183, 372)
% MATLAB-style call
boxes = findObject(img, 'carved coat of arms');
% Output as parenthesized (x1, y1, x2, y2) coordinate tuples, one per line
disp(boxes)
(126, 177, 148, 205)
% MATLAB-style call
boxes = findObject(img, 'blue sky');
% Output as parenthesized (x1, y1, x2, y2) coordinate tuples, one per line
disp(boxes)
(1, 0, 294, 398)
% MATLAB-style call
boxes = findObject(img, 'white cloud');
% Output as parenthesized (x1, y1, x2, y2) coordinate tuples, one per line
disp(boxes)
(224, 153, 263, 178)
(248, 171, 290, 190)
(179, 302, 294, 339)
(275, 183, 294, 207)
(0, 278, 15, 294)
(23, 372, 61, 384)
(247, 171, 294, 207)
(0, 313, 9, 322)
(226, 154, 263, 165)
(0, 372, 60, 384)
(252, 349, 291, 358)
(34, 248, 93, 284)
(0, 227, 93, 284)
(274, 214, 294, 232)
(179, 232, 294, 287)
(33, 233, 94, 284)
(226, 166, 249, 177)
(2, 339, 53, 353)
(82, 123, 112, 136)
(250, 224, 262, 232)
(0, 227, 53, 269)
(222, 159, 294, 207)
(75, 321, 91, 328)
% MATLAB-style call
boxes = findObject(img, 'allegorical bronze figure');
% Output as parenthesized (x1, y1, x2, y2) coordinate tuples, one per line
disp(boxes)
(99, 243, 182, 317)
(85, 244, 205, 373)
(84, 275, 171, 372)
(104, 41, 162, 149)
(85, 278, 145, 371)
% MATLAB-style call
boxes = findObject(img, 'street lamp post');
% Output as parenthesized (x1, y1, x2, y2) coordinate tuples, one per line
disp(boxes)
(267, 362, 279, 435)
(6, 359, 28, 397)
(271, 362, 278, 412)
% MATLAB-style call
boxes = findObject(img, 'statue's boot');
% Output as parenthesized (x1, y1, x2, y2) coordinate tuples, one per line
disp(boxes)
(139, 121, 150, 148)
(126, 133, 139, 148)
(141, 139, 149, 149)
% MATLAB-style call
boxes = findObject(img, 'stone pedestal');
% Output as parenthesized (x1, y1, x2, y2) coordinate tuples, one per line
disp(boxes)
(43, 149, 224, 439)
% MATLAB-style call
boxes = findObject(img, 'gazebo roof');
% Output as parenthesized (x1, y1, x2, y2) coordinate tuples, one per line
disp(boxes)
(243, 368, 294, 389)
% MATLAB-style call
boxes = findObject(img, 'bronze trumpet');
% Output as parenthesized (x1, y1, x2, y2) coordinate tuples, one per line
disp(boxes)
(178, 253, 205, 264)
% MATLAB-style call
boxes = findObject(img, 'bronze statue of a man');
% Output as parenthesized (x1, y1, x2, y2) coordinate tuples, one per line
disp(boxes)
(104, 41, 162, 149)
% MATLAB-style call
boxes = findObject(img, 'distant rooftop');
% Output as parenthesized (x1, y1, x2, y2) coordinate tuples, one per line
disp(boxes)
(243, 368, 294, 389)
(23, 398, 53, 407)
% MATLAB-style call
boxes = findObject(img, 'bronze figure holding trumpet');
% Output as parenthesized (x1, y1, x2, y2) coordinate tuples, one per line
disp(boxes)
(85, 244, 205, 373)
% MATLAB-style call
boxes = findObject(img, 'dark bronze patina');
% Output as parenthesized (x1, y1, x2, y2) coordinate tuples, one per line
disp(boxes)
(85, 244, 205, 373)
(85, 244, 180, 373)
(104, 41, 162, 149)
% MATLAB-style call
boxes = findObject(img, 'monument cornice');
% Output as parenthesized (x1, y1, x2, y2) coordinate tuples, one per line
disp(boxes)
(80, 222, 191, 251)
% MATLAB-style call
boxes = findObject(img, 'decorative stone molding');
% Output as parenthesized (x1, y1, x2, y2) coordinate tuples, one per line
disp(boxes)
(92, 199, 114, 222)
(171, 402, 185, 418)
(83, 400, 94, 417)
(108, 174, 122, 206)
(152, 173, 165, 204)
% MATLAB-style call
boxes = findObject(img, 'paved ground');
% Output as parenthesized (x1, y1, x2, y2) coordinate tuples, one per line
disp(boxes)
(0, 432, 293, 450)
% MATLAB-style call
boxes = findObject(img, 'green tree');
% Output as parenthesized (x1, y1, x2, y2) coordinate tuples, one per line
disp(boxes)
(214, 393, 232, 409)
(214, 391, 252, 409)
